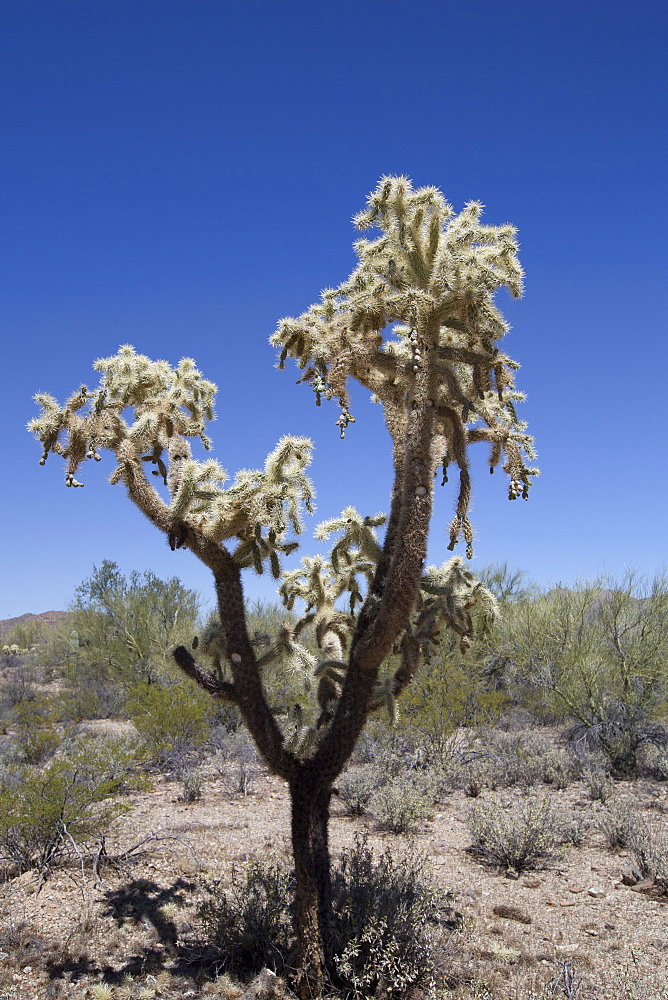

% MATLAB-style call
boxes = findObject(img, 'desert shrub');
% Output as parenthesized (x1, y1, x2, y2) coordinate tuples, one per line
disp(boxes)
(467, 795, 561, 873)
(558, 812, 590, 847)
(399, 647, 506, 766)
(11, 693, 65, 764)
(200, 837, 448, 997)
(628, 820, 668, 882)
(199, 859, 295, 974)
(598, 802, 640, 850)
(337, 764, 384, 816)
(582, 767, 613, 803)
(125, 681, 212, 771)
(369, 776, 435, 833)
(0, 734, 146, 875)
(639, 744, 668, 781)
(478, 729, 573, 790)
(212, 727, 263, 795)
(332, 836, 445, 1000)
(180, 768, 203, 802)
(491, 576, 668, 773)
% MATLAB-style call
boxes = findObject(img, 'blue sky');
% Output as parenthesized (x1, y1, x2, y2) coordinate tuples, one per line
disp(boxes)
(2, 0, 667, 618)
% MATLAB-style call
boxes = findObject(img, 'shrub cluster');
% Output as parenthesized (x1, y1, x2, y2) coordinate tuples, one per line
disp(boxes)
(199, 836, 449, 999)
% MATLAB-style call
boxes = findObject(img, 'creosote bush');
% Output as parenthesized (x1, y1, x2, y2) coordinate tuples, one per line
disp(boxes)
(0, 734, 147, 876)
(125, 681, 212, 771)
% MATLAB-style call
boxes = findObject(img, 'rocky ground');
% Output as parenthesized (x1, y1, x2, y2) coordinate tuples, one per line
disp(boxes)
(1, 755, 668, 1000)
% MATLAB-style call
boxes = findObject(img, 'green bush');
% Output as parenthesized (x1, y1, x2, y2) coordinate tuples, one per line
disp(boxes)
(0, 734, 146, 875)
(467, 795, 562, 873)
(398, 649, 506, 765)
(125, 681, 212, 770)
(12, 693, 65, 764)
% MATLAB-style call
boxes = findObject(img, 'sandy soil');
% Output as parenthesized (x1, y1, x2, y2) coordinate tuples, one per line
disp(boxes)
(2, 761, 668, 1000)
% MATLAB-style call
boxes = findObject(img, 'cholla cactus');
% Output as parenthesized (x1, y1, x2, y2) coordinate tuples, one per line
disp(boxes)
(29, 345, 314, 576)
(29, 178, 534, 999)
(272, 176, 536, 557)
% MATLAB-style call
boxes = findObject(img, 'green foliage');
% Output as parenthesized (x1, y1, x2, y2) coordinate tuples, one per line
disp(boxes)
(11, 693, 64, 764)
(486, 574, 668, 774)
(0, 734, 146, 875)
(467, 795, 562, 873)
(399, 647, 506, 760)
(66, 561, 201, 694)
(125, 681, 212, 769)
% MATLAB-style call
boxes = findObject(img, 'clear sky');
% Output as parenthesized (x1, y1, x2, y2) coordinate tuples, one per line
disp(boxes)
(2, 0, 667, 618)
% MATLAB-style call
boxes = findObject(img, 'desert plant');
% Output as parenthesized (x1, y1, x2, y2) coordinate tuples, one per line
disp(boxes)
(598, 802, 640, 850)
(0, 734, 146, 875)
(200, 859, 295, 974)
(212, 727, 263, 795)
(336, 764, 384, 816)
(30, 176, 534, 996)
(332, 836, 445, 999)
(369, 776, 435, 833)
(125, 680, 212, 771)
(467, 795, 561, 873)
(491, 575, 668, 774)
(583, 767, 613, 803)
(179, 768, 203, 802)
(558, 812, 590, 847)
(628, 819, 668, 882)
(11, 693, 65, 764)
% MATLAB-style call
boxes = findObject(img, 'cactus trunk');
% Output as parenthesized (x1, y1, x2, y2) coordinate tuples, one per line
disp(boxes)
(289, 769, 334, 999)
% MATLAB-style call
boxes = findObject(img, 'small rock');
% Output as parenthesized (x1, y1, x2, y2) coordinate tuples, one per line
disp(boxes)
(631, 878, 656, 892)
(523, 878, 542, 888)
(588, 888, 605, 898)
(621, 866, 642, 886)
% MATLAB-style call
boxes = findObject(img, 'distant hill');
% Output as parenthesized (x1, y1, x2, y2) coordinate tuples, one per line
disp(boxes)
(0, 610, 71, 642)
